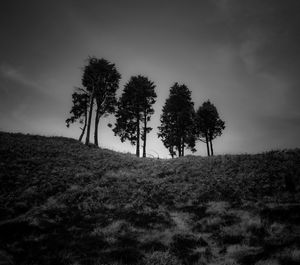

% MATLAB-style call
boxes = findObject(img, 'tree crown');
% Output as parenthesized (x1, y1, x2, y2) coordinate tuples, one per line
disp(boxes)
(113, 75, 157, 145)
(195, 100, 225, 139)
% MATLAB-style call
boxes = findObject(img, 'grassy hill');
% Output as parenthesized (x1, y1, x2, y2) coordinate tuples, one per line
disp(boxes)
(0, 131, 300, 265)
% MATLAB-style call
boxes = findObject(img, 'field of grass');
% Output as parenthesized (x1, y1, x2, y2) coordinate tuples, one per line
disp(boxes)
(0, 131, 300, 265)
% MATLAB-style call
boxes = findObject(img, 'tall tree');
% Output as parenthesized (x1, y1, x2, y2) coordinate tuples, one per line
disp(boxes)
(113, 75, 156, 157)
(195, 100, 225, 156)
(82, 57, 121, 146)
(158, 83, 196, 157)
(65, 88, 89, 142)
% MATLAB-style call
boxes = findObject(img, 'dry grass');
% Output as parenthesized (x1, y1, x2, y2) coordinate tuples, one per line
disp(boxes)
(0, 131, 300, 264)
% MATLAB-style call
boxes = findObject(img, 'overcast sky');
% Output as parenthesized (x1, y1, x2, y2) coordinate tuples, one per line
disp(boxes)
(1, 0, 299, 157)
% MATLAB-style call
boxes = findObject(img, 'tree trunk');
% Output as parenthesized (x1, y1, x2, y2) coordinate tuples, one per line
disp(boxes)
(136, 117, 140, 157)
(170, 146, 174, 158)
(79, 107, 88, 142)
(181, 137, 184, 157)
(205, 132, 210, 156)
(210, 138, 214, 156)
(142, 114, 147, 158)
(178, 143, 182, 157)
(94, 110, 100, 147)
(79, 118, 87, 142)
(79, 126, 85, 142)
(85, 88, 95, 145)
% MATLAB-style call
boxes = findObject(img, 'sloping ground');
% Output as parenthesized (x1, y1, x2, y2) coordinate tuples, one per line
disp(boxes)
(0, 131, 300, 265)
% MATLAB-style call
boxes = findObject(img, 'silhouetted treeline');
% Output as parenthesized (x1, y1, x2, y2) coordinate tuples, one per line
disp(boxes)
(66, 56, 225, 157)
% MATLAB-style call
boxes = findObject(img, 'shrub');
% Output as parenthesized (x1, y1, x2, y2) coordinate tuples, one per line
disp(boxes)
(140, 239, 167, 252)
(227, 245, 265, 265)
(220, 225, 245, 244)
(106, 247, 144, 265)
(143, 251, 181, 265)
(278, 247, 300, 265)
(255, 259, 280, 265)
(170, 233, 209, 264)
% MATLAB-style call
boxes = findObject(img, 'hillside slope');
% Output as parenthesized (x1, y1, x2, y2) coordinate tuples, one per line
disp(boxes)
(0, 132, 300, 265)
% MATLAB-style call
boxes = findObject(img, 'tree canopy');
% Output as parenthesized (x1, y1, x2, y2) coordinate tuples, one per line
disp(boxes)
(82, 57, 121, 146)
(158, 83, 196, 157)
(113, 75, 156, 157)
(67, 57, 226, 157)
(65, 88, 89, 142)
(195, 100, 225, 156)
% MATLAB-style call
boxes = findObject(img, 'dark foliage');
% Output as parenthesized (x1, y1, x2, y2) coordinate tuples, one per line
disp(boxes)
(113, 75, 156, 157)
(81, 57, 121, 146)
(158, 83, 196, 157)
(66, 89, 89, 141)
(195, 100, 225, 156)
(170, 234, 210, 264)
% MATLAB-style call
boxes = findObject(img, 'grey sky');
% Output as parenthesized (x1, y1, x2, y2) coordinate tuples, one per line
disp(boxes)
(0, 0, 299, 157)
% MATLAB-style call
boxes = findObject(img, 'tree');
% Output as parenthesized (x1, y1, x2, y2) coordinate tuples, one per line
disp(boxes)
(65, 88, 89, 142)
(113, 75, 156, 157)
(158, 83, 196, 157)
(82, 57, 121, 146)
(195, 100, 225, 156)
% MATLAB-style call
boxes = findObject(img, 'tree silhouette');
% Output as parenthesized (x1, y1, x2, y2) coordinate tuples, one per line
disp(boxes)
(158, 83, 196, 157)
(195, 100, 225, 156)
(66, 88, 89, 142)
(82, 57, 121, 146)
(113, 75, 156, 157)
